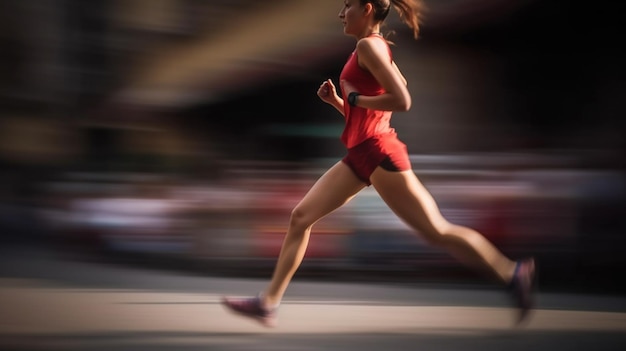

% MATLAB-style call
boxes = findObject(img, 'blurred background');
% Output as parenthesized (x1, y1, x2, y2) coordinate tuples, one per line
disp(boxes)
(1, 0, 624, 293)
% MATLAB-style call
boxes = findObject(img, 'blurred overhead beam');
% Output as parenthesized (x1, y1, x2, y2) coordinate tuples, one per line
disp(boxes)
(111, 0, 536, 108)
(114, 0, 348, 107)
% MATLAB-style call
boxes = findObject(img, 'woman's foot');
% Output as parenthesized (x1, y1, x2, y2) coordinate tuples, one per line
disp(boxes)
(221, 294, 277, 327)
(508, 258, 537, 325)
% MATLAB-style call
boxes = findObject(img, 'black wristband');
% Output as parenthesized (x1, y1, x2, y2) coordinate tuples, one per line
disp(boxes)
(347, 92, 360, 107)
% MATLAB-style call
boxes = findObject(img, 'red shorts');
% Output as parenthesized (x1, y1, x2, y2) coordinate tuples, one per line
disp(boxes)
(341, 134, 412, 185)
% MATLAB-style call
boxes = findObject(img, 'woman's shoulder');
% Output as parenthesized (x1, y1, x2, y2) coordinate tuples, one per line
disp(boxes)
(356, 36, 391, 59)
(356, 35, 388, 49)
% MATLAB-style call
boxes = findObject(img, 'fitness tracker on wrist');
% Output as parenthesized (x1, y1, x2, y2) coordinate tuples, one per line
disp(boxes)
(347, 92, 360, 107)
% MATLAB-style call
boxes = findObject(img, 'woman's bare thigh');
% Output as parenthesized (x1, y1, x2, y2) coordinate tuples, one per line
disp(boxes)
(292, 161, 366, 226)
(369, 167, 449, 237)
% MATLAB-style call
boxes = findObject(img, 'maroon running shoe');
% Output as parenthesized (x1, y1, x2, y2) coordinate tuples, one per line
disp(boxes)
(221, 295, 277, 327)
(508, 258, 537, 325)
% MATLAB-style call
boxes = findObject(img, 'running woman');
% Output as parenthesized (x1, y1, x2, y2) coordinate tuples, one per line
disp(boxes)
(222, 0, 536, 327)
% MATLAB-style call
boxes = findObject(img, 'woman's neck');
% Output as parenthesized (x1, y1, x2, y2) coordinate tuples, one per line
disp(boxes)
(358, 28, 382, 40)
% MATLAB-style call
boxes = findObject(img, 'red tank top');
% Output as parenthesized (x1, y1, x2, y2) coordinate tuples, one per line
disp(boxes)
(339, 35, 395, 148)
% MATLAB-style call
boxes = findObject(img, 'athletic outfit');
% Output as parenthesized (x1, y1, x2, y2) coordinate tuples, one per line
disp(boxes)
(339, 34, 411, 185)
(221, 35, 537, 328)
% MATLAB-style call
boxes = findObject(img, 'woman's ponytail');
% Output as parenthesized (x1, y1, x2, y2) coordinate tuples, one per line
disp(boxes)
(390, 0, 425, 39)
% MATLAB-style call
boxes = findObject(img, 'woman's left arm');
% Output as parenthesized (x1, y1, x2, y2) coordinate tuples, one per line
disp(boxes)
(392, 60, 408, 87)
(343, 38, 411, 111)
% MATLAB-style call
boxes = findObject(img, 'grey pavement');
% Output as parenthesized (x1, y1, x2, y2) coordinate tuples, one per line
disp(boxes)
(1, 245, 625, 350)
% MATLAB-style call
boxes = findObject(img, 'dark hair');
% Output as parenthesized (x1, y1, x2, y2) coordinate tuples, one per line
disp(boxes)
(362, 0, 425, 39)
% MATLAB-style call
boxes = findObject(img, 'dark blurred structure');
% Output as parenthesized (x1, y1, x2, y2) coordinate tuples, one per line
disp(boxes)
(0, 0, 624, 293)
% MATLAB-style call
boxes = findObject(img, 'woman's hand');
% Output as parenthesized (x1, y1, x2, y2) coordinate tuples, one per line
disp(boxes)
(317, 78, 347, 116)
(317, 79, 340, 105)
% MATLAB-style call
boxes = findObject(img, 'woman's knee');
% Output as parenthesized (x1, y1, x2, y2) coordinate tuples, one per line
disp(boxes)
(419, 219, 454, 246)
(289, 206, 315, 231)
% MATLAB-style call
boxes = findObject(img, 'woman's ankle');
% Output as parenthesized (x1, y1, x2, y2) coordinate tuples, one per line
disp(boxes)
(260, 293, 280, 310)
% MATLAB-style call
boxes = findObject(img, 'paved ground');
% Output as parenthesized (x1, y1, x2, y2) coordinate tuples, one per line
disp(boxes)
(1, 245, 625, 350)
